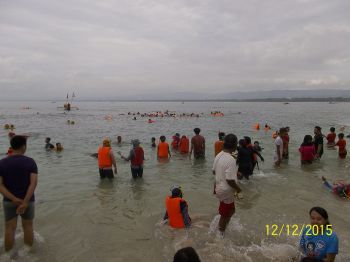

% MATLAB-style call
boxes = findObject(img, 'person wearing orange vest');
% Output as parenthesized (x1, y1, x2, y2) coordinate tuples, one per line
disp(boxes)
(214, 132, 225, 156)
(98, 139, 117, 179)
(164, 187, 191, 229)
(121, 139, 145, 179)
(179, 135, 189, 154)
(158, 136, 171, 159)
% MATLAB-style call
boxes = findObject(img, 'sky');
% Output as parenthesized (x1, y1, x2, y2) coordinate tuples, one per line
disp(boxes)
(1, 0, 350, 100)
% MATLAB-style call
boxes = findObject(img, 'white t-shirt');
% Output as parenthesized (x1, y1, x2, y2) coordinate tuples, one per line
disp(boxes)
(274, 136, 283, 161)
(212, 151, 238, 204)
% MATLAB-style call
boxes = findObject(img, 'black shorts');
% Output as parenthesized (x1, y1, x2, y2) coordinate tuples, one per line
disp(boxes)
(131, 167, 143, 179)
(99, 168, 114, 179)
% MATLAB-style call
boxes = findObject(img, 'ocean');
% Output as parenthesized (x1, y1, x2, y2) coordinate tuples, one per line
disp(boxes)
(0, 101, 349, 261)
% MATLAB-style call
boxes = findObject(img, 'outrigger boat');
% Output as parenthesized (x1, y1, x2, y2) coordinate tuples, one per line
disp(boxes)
(57, 92, 79, 111)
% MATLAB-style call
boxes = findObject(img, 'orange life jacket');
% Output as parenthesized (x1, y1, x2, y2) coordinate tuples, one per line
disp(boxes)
(158, 142, 169, 158)
(165, 196, 185, 229)
(98, 147, 112, 168)
(254, 123, 260, 130)
(179, 137, 189, 153)
(214, 140, 224, 156)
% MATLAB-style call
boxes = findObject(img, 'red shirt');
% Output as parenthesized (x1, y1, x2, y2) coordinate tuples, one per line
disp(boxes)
(326, 133, 336, 144)
(336, 139, 346, 153)
(299, 145, 315, 161)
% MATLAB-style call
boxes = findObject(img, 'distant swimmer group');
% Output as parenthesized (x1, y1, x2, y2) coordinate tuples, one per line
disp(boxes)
(45, 137, 63, 151)
(3, 124, 15, 130)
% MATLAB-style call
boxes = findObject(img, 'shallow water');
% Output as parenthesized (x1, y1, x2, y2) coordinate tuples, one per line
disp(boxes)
(0, 101, 349, 261)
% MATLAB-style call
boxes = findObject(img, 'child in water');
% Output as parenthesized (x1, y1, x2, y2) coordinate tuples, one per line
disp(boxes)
(55, 142, 63, 151)
(326, 127, 336, 147)
(334, 133, 347, 158)
(322, 176, 350, 198)
(151, 137, 156, 148)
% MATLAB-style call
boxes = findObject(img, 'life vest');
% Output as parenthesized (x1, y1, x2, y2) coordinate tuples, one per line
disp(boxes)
(254, 123, 260, 130)
(131, 147, 144, 166)
(214, 140, 224, 156)
(165, 196, 185, 229)
(179, 137, 189, 153)
(98, 147, 112, 168)
(158, 142, 169, 158)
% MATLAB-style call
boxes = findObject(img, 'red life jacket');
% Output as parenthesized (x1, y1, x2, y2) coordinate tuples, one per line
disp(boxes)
(131, 147, 144, 166)
(165, 196, 185, 229)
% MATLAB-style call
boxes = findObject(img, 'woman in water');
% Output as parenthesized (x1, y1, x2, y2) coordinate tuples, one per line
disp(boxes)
(299, 207, 338, 262)
(299, 135, 315, 165)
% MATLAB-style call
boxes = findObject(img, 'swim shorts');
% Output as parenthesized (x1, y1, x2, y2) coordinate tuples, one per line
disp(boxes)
(219, 201, 235, 218)
(99, 168, 114, 179)
(3, 201, 35, 221)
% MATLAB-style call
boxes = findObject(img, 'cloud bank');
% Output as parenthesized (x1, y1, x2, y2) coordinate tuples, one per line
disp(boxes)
(1, 0, 350, 99)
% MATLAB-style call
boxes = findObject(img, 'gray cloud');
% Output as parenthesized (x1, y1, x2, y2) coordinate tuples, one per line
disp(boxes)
(1, 0, 350, 99)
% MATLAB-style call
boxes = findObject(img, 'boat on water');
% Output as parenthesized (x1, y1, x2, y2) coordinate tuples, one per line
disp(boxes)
(57, 92, 79, 111)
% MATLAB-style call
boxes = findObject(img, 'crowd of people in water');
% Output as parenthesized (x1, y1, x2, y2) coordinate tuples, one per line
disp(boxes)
(125, 111, 202, 118)
(0, 120, 349, 261)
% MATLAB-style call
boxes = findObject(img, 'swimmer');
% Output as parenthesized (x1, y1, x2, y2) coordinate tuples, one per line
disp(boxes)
(67, 120, 71, 125)
(214, 132, 225, 157)
(55, 143, 63, 151)
(322, 176, 350, 198)
(326, 127, 336, 147)
(8, 132, 16, 139)
(171, 133, 180, 150)
(4, 124, 10, 130)
(329, 133, 347, 158)
(151, 137, 156, 148)
(116, 136, 122, 144)
(299, 135, 315, 165)
(163, 187, 191, 229)
(45, 137, 54, 150)
(253, 141, 263, 152)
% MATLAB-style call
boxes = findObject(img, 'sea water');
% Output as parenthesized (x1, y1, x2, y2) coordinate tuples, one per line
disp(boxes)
(0, 101, 349, 261)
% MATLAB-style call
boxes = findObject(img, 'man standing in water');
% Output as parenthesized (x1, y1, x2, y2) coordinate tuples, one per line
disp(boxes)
(0, 135, 38, 251)
(212, 134, 242, 236)
(98, 138, 117, 179)
(190, 128, 205, 159)
(121, 139, 144, 179)
(314, 126, 324, 159)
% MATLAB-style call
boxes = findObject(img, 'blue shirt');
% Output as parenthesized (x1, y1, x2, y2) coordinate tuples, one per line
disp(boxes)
(0, 155, 38, 202)
(300, 227, 338, 261)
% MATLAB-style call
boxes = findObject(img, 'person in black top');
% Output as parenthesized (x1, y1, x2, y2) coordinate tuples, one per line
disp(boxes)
(313, 126, 324, 159)
(45, 137, 54, 150)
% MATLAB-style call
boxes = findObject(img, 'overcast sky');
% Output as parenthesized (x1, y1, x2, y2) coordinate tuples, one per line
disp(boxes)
(1, 0, 350, 99)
